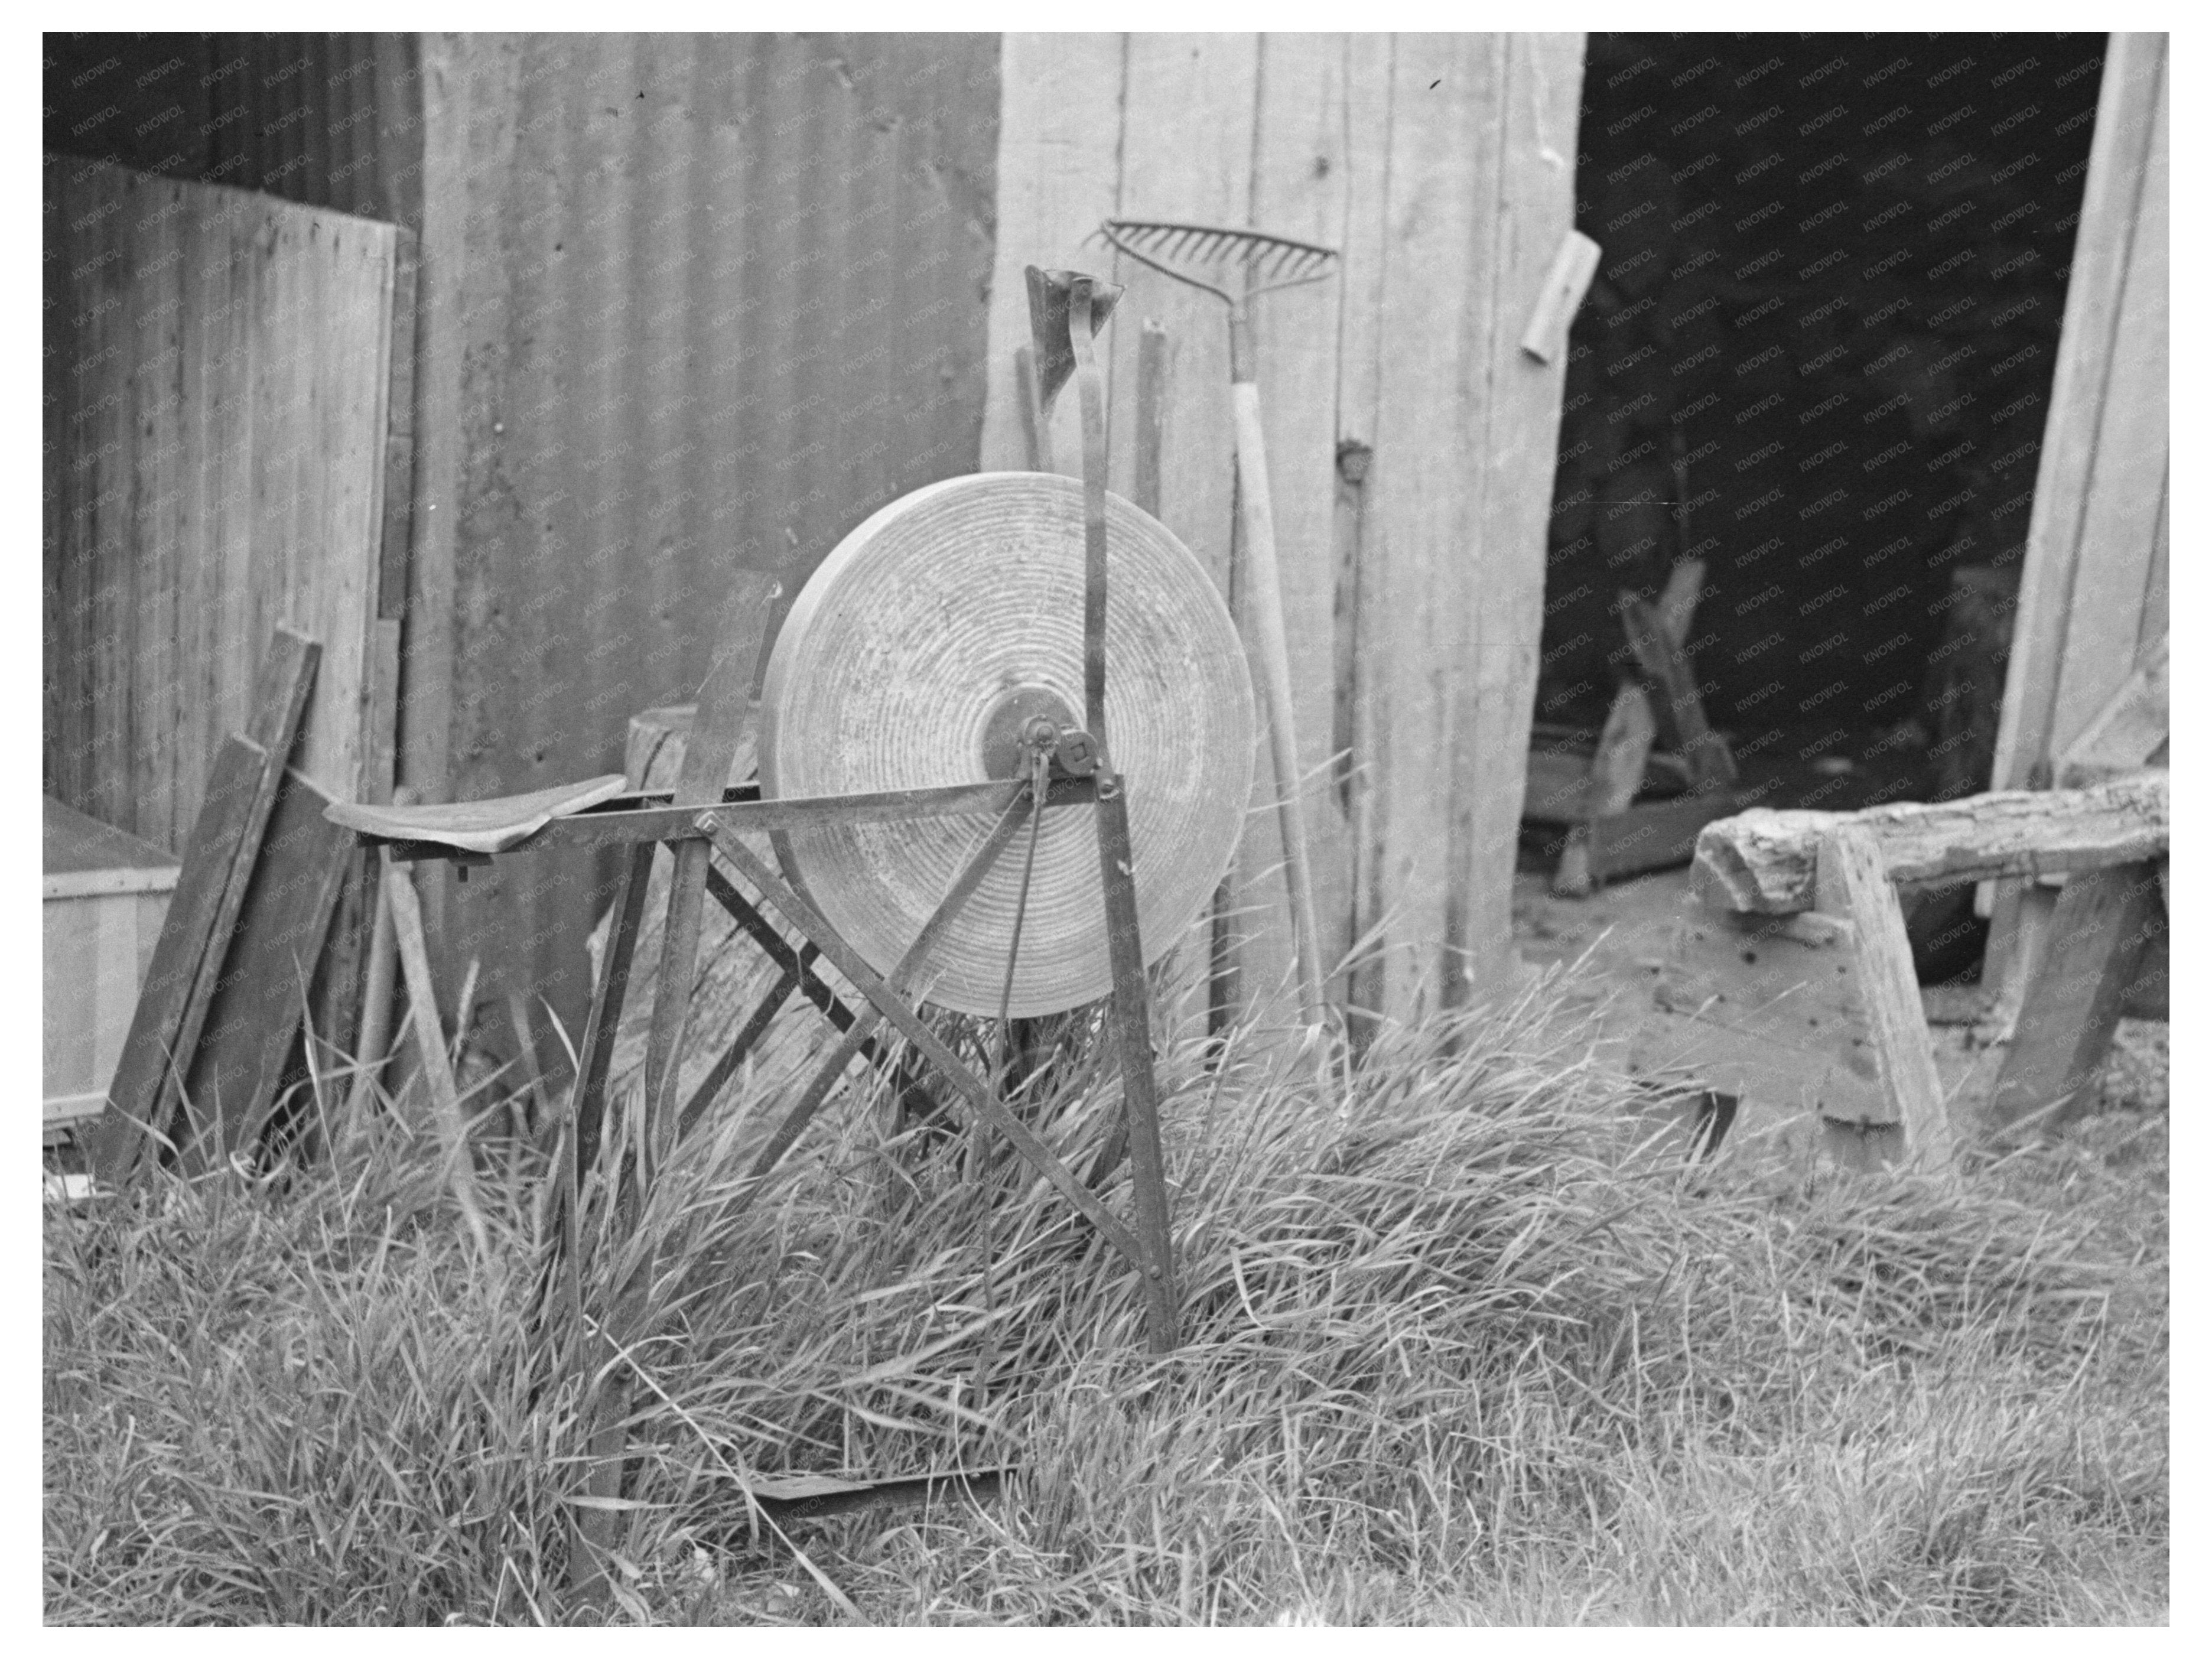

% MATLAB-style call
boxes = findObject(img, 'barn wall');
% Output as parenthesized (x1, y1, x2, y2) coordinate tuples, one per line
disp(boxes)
(411, 33, 1002, 1042)
(983, 33, 1587, 1029)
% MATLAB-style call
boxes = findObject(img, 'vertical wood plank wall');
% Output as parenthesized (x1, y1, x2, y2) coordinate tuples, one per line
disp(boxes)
(1986, 32, 2168, 972)
(44, 158, 404, 853)
(981, 32, 1587, 1029)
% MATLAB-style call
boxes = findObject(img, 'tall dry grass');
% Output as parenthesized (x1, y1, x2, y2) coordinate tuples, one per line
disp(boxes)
(43, 973, 2166, 1625)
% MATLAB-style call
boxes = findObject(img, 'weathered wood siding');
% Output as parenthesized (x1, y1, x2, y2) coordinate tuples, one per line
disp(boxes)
(983, 33, 1586, 1029)
(43, 158, 407, 851)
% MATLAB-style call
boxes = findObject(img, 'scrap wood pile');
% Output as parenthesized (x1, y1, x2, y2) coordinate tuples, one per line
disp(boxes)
(1522, 558, 1907, 899)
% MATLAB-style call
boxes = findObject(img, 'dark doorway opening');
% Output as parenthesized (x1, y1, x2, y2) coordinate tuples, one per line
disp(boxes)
(1543, 32, 2105, 777)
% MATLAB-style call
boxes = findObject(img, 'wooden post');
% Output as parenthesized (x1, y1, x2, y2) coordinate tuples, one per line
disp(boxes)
(1987, 861, 2161, 1137)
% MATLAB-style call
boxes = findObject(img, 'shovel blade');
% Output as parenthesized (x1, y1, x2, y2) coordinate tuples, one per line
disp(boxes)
(1024, 265, 1122, 414)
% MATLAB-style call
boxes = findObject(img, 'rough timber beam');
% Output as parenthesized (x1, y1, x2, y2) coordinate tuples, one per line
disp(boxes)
(1691, 772, 2168, 915)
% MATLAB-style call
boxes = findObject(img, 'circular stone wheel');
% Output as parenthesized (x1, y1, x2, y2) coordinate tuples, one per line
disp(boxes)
(758, 471, 1255, 1017)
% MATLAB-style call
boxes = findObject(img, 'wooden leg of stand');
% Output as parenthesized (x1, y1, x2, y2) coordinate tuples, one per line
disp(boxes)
(570, 843, 656, 1187)
(562, 842, 653, 1596)
(1988, 862, 2159, 1137)
(1095, 776, 1179, 1352)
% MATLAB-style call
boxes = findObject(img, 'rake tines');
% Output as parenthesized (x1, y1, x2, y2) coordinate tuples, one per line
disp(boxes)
(1096, 218, 1339, 303)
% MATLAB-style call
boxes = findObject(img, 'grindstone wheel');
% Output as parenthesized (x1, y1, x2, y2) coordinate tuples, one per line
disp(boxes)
(759, 471, 1255, 1018)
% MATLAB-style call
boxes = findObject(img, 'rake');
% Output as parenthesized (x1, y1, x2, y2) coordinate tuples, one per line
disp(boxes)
(1095, 218, 1341, 1028)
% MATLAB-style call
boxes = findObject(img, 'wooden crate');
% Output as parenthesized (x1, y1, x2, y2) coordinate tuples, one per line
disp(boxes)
(43, 798, 180, 1133)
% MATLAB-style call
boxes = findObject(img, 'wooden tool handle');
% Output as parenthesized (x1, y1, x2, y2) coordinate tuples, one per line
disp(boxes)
(1230, 378, 1327, 1026)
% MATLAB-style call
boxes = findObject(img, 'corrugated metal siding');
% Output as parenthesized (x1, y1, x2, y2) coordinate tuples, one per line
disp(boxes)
(432, 34, 1001, 1038)
(43, 34, 421, 229)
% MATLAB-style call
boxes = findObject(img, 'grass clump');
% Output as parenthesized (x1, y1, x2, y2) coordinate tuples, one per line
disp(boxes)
(44, 974, 2167, 1624)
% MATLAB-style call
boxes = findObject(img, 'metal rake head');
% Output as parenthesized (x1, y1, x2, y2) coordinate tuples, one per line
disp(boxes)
(1095, 219, 1339, 305)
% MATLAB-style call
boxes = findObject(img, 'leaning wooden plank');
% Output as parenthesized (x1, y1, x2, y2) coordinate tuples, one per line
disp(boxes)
(382, 848, 492, 1256)
(1693, 772, 2170, 914)
(1816, 827, 1952, 1169)
(182, 770, 353, 1170)
(87, 629, 320, 1185)
(1985, 37, 2168, 984)
(1554, 685, 1658, 897)
(1619, 593, 1736, 791)
(1987, 861, 2162, 1138)
(1990, 34, 2167, 794)
(2055, 635, 2168, 788)
(1654, 559, 1706, 650)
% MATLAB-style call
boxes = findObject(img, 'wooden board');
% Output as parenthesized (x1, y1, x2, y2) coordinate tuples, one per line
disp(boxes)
(1992, 34, 2168, 788)
(2040, 67, 2171, 766)
(1364, 37, 1509, 1025)
(1628, 905, 1886, 1132)
(43, 159, 404, 853)
(86, 630, 320, 1183)
(180, 769, 353, 1167)
(1448, 33, 1588, 1006)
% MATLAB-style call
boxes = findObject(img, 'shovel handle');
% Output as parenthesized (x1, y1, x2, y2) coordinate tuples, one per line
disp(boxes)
(1228, 367, 1327, 1028)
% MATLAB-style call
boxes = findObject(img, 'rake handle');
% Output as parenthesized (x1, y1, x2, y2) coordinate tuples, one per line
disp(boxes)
(1227, 314, 1326, 1028)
